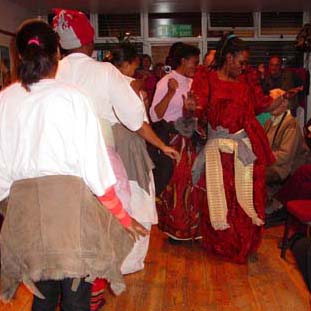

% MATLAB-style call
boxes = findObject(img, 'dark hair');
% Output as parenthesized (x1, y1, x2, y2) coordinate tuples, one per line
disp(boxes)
(214, 32, 247, 69)
(16, 19, 59, 91)
(165, 41, 183, 67)
(154, 62, 164, 70)
(141, 54, 152, 64)
(110, 43, 139, 67)
(170, 43, 200, 70)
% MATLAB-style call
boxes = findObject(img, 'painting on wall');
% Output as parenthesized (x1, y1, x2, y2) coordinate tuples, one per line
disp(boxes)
(0, 46, 11, 89)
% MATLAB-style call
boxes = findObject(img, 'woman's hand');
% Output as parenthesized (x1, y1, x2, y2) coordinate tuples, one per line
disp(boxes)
(182, 91, 197, 111)
(126, 218, 149, 241)
(160, 145, 180, 161)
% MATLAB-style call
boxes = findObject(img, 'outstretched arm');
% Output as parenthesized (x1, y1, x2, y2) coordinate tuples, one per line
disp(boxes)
(98, 187, 149, 240)
(136, 122, 180, 160)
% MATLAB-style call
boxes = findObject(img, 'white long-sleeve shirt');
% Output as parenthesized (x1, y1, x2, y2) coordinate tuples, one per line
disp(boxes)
(56, 53, 145, 131)
(0, 79, 116, 201)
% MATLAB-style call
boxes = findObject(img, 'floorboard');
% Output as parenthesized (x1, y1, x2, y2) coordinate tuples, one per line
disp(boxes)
(0, 226, 310, 311)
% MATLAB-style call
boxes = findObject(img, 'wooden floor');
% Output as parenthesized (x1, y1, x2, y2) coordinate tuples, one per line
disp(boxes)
(0, 226, 310, 311)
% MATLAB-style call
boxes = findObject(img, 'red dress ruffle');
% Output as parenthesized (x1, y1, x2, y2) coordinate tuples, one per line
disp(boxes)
(239, 66, 273, 115)
(156, 135, 201, 240)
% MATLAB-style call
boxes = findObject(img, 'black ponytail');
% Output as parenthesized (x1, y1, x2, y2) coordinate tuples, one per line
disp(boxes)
(214, 32, 247, 69)
(16, 19, 59, 91)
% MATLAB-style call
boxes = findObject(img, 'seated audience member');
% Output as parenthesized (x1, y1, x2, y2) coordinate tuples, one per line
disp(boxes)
(273, 118, 311, 207)
(265, 100, 309, 185)
(261, 55, 302, 114)
(239, 49, 285, 119)
(264, 100, 309, 224)
(266, 120, 311, 232)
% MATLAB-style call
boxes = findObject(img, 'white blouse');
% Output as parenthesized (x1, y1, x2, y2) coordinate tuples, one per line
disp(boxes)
(0, 80, 116, 201)
(56, 53, 145, 131)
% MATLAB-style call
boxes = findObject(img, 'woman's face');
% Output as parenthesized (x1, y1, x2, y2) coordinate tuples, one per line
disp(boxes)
(226, 51, 246, 78)
(142, 56, 151, 70)
(181, 55, 199, 78)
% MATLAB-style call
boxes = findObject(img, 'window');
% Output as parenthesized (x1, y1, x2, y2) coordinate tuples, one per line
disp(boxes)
(207, 12, 254, 37)
(261, 12, 303, 36)
(209, 12, 254, 28)
(97, 14, 141, 37)
(207, 41, 303, 67)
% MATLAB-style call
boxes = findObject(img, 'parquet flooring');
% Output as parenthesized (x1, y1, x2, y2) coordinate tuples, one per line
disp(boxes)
(0, 226, 310, 311)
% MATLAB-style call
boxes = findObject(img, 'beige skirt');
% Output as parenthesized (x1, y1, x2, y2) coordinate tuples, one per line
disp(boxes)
(0, 175, 133, 302)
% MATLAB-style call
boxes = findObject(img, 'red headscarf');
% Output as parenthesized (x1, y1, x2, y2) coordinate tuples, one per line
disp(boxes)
(53, 8, 94, 50)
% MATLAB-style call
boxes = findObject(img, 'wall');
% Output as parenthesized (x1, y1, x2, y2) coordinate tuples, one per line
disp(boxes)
(0, 0, 33, 85)
(0, 0, 32, 46)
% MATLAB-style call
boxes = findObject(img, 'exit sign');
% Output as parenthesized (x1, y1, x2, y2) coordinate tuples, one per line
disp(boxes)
(158, 24, 192, 37)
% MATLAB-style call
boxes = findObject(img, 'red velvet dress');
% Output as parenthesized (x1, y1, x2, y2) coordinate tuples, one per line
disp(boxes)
(239, 66, 273, 115)
(191, 70, 275, 263)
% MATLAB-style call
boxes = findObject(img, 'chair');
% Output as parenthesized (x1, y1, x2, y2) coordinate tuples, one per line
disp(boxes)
(280, 200, 311, 259)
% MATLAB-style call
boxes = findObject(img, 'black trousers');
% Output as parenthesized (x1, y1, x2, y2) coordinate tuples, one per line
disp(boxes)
(32, 278, 91, 311)
(148, 120, 175, 196)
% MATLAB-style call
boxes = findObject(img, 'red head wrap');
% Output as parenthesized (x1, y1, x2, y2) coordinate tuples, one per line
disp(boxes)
(53, 8, 94, 49)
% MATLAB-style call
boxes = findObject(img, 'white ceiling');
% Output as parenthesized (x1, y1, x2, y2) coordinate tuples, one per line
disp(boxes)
(9, 0, 311, 14)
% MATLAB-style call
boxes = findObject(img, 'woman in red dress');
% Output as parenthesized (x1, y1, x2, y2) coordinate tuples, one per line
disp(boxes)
(191, 34, 275, 263)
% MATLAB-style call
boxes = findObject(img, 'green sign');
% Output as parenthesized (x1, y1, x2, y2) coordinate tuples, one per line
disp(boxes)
(158, 24, 192, 37)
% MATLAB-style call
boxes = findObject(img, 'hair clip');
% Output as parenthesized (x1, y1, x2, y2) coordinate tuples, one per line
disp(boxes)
(227, 34, 236, 40)
(28, 37, 40, 46)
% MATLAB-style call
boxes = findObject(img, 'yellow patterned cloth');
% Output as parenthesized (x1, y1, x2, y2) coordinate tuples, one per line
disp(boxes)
(205, 128, 264, 230)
